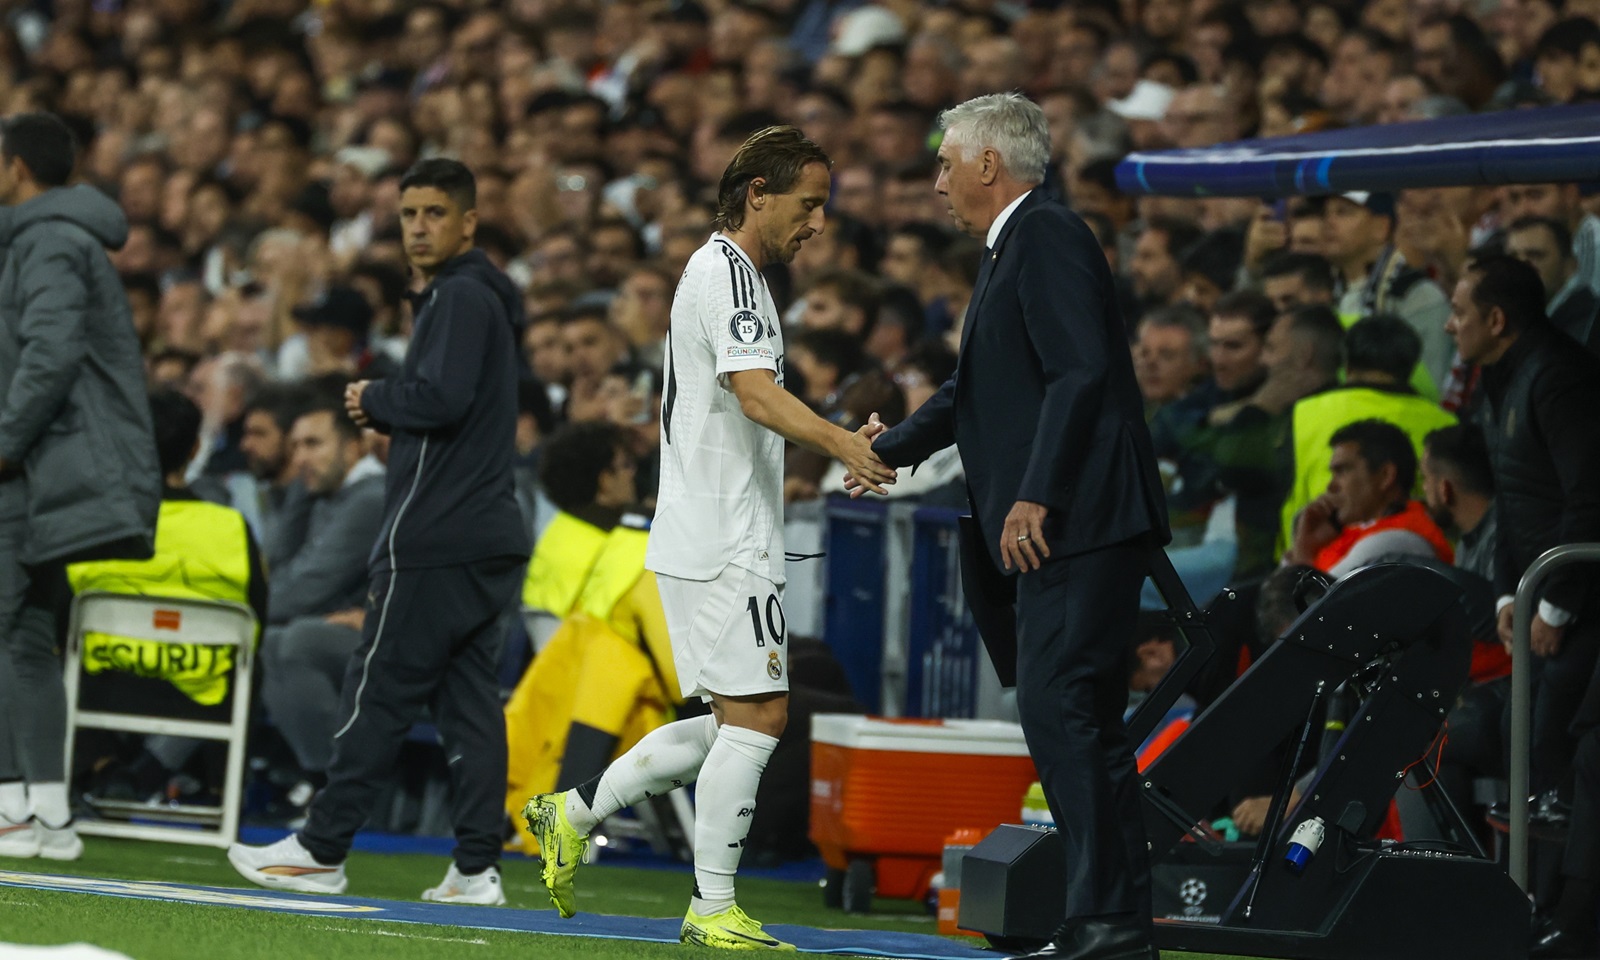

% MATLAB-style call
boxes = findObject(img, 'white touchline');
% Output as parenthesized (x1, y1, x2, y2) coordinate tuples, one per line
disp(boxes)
(306, 924, 488, 945)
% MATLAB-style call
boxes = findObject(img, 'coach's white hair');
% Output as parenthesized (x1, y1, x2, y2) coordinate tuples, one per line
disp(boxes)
(938, 93, 1050, 186)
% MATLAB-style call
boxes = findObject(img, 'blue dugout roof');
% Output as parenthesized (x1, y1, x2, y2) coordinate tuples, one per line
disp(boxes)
(1115, 103, 1600, 197)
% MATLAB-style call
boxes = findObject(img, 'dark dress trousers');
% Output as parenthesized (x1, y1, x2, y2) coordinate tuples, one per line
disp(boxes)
(874, 188, 1171, 924)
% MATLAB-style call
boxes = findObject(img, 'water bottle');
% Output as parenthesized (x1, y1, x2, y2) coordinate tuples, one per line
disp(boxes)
(937, 828, 984, 936)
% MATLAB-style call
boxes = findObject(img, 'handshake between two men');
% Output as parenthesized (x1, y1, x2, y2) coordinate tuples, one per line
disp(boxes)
(840, 413, 1051, 575)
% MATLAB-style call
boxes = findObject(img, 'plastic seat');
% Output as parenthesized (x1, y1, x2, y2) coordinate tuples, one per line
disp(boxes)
(63, 591, 257, 848)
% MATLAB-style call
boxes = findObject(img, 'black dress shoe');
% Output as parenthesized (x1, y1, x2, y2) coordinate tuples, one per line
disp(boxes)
(1534, 789, 1574, 828)
(1012, 917, 1155, 960)
(1495, 789, 1573, 826)
(1488, 790, 1572, 841)
(1531, 916, 1599, 959)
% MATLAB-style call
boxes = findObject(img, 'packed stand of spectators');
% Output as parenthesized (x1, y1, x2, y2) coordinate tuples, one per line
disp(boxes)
(10, 0, 1600, 898)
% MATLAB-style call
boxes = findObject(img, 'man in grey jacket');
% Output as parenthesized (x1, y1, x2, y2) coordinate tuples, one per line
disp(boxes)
(259, 400, 385, 806)
(0, 113, 160, 860)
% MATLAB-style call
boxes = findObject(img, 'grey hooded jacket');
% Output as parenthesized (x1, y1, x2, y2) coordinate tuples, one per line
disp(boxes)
(0, 184, 158, 565)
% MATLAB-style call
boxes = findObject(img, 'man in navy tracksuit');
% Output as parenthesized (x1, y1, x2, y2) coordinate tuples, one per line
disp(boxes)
(229, 159, 530, 905)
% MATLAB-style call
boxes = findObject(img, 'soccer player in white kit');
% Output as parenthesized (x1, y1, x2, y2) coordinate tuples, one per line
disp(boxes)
(524, 126, 896, 950)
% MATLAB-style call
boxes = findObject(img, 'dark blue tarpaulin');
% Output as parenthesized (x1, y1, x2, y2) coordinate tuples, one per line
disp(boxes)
(1115, 103, 1600, 197)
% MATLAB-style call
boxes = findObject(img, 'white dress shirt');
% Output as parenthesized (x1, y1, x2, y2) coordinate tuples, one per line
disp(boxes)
(986, 189, 1034, 249)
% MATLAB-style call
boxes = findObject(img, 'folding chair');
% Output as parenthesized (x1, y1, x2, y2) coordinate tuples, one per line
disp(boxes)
(63, 591, 258, 848)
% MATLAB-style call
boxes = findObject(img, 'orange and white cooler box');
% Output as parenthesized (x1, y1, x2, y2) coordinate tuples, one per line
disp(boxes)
(809, 715, 1038, 903)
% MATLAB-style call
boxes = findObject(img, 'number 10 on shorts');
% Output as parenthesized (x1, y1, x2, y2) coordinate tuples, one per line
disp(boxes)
(746, 594, 786, 647)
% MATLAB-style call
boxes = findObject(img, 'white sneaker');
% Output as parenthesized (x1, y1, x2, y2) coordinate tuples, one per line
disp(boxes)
(36, 820, 83, 861)
(421, 863, 506, 905)
(227, 833, 347, 894)
(0, 817, 40, 858)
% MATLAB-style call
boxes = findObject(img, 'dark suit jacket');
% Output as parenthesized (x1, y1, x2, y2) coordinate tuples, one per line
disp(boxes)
(875, 189, 1170, 573)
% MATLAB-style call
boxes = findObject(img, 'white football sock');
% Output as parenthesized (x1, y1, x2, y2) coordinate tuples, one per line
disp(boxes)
(689, 724, 779, 916)
(0, 781, 26, 823)
(567, 713, 720, 834)
(29, 782, 70, 828)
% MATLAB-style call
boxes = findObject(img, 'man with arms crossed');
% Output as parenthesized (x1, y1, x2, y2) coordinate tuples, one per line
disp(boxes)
(229, 159, 530, 905)
(854, 94, 1169, 960)
(525, 126, 893, 950)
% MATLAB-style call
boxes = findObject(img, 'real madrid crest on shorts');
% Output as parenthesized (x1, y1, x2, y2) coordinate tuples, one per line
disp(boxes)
(730, 309, 766, 344)
(767, 651, 782, 680)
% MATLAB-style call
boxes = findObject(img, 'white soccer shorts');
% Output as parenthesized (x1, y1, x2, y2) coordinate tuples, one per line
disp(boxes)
(659, 566, 789, 701)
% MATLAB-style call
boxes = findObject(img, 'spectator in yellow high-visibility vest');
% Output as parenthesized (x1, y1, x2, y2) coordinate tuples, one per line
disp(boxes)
(519, 420, 640, 646)
(506, 422, 683, 819)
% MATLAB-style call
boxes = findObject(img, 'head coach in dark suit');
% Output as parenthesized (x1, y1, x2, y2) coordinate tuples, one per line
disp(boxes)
(847, 93, 1171, 960)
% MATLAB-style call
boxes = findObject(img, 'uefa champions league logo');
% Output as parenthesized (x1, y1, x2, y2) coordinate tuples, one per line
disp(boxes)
(1179, 878, 1207, 916)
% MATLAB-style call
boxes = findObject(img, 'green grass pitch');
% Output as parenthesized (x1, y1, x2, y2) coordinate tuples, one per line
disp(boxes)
(0, 838, 1269, 960)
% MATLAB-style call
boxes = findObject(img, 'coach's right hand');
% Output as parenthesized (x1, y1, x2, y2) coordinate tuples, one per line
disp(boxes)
(837, 422, 896, 497)
(843, 413, 893, 498)
(345, 380, 372, 427)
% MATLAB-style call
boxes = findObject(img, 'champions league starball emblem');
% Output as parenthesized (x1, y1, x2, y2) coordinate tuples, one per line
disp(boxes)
(1180, 878, 1208, 913)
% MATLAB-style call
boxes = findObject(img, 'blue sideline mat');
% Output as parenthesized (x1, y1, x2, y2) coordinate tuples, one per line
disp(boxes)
(236, 826, 831, 883)
(0, 871, 999, 960)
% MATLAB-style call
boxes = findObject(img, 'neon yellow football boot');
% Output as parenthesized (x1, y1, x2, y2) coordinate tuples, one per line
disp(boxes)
(522, 792, 588, 918)
(680, 904, 797, 951)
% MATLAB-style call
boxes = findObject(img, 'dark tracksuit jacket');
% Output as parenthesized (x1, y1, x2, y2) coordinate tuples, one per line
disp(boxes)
(300, 248, 531, 871)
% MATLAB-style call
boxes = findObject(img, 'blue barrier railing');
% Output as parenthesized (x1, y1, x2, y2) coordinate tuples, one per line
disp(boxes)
(905, 506, 983, 718)
(822, 498, 890, 712)
(818, 499, 992, 719)
(1508, 542, 1600, 892)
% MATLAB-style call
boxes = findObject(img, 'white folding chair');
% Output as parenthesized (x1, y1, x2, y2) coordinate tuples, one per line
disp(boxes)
(63, 591, 258, 848)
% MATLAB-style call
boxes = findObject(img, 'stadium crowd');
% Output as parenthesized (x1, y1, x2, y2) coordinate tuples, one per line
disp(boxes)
(1, 0, 1600, 940)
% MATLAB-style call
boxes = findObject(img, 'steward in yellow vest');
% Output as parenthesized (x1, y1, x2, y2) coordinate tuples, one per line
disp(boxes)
(522, 421, 644, 618)
(521, 508, 614, 616)
(1280, 386, 1455, 554)
(1335, 307, 1441, 400)
(1279, 317, 1456, 554)
(504, 514, 683, 820)
(505, 421, 669, 824)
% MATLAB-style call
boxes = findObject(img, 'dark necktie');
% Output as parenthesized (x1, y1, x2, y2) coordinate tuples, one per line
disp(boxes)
(961, 246, 998, 354)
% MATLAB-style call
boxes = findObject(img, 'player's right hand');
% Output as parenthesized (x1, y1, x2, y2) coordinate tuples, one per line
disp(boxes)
(838, 424, 895, 497)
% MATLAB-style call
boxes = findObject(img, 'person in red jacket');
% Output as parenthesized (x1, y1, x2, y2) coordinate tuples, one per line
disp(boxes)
(1285, 418, 1453, 577)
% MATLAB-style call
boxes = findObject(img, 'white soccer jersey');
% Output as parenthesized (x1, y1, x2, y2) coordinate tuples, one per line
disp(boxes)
(645, 233, 787, 585)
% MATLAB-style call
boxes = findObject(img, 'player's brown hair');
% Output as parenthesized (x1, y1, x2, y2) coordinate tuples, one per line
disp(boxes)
(712, 126, 832, 232)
